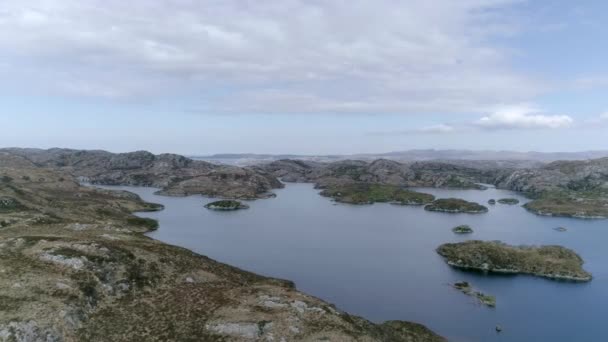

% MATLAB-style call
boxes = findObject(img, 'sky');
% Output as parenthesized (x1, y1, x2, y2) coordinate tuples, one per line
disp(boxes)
(1, 0, 608, 155)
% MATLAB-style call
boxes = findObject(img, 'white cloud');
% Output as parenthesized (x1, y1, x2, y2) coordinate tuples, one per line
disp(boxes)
(475, 105, 573, 129)
(0, 0, 541, 113)
(600, 112, 608, 120)
(417, 124, 456, 134)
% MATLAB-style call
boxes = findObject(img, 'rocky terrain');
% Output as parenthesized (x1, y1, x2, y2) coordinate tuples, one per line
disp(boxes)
(492, 158, 608, 218)
(437, 240, 592, 281)
(259, 159, 489, 190)
(1, 148, 283, 199)
(204, 200, 250, 211)
(451, 281, 495, 307)
(497, 198, 519, 205)
(319, 183, 435, 205)
(261, 157, 608, 219)
(424, 199, 488, 214)
(0, 152, 445, 341)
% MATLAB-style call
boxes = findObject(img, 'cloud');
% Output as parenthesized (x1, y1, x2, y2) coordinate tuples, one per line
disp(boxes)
(600, 112, 608, 120)
(370, 123, 461, 136)
(416, 124, 456, 134)
(0, 0, 542, 113)
(475, 105, 573, 129)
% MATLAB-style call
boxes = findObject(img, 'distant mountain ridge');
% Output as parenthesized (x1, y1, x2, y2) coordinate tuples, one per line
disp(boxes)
(195, 149, 608, 166)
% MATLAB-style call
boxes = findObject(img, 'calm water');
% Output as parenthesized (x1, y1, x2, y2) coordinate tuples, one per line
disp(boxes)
(102, 183, 608, 342)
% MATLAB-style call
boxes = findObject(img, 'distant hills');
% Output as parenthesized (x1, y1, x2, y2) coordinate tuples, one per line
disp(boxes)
(193, 149, 608, 166)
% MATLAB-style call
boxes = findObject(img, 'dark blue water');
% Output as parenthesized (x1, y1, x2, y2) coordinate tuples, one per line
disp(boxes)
(102, 184, 608, 342)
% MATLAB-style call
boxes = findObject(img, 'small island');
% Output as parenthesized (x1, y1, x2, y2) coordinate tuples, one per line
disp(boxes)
(204, 200, 250, 211)
(554, 227, 567, 232)
(488, 199, 496, 205)
(523, 190, 608, 219)
(319, 183, 435, 205)
(452, 225, 473, 234)
(497, 198, 520, 205)
(424, 198, 488, 214)
(437, 240, 592, 281)
(452, 281, 496, 307)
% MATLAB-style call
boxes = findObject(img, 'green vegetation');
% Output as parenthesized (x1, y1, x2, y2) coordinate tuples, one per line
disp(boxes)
(475, 292, 496, 307)
(319, 183, 435, 205)
(424, 198, 488, 213)
(451, 281, 495, 307)
(204, 200, 249, 210)
(452, 225, 473, 234)
(524, 189, 608, 219)
(437, 240, 592, 281)
(125, 216, 159, 230)
(497, 198, 520, 205)
(0, 197, 23, 213)
(443, 176, 486, 190)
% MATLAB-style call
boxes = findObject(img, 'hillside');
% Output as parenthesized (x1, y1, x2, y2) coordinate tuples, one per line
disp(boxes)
(1, 148, 283, 199)
(0, 152, 445, 341)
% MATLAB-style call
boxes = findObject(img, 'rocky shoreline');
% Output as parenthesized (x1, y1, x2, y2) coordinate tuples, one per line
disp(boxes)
(319, 183, 435, 205)
(437, 240, 592, 282)
(424, 198, 488, 214)
(204, 200, 250, 211)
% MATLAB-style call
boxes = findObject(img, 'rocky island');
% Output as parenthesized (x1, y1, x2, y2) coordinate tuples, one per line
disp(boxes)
(497, 198, 520, 205)
(437, 240, 592, 282)
(452, 281, 496, 307)
(452, 225, 474, 234)
(0, 151, 445, 341)
(523, 190, 608, 219)
(424, 198, 488, 214)
(319, 183, 435, 205)
(204, 200, 250, 210)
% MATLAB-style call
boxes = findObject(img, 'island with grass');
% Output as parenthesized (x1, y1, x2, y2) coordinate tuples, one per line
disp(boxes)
(204, 199, 250, 210)
(424, 198, 488, 213)
(452, 225, 473, 234)
(437, 240, 592, 281)
(523, 190, 608, 219)
(319, 183, 435, 205)
(452, 281, 495, 307)
(497, 198, 520, 205)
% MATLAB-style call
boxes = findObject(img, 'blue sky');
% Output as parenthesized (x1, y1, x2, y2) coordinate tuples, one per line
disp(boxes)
(1, 1, 608, 155)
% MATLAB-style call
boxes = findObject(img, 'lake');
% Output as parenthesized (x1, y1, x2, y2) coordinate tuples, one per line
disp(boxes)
(102, 183, 608, 342)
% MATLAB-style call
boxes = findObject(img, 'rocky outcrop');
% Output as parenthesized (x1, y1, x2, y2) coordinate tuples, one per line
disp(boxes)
(497, 198, 520, 205)
(0, 157, 446, 342)
(204, 200, 249, 211)
(319, 183, 435, 205)
(260, 158, 490, 190)
(452, 281, 495, 307)
(452, 225, 473, 234)
(494, 158, 608, 194)
(437, 240, 592, 282)
(1, 148, 283, 199)
(424, 199, 488, 214)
